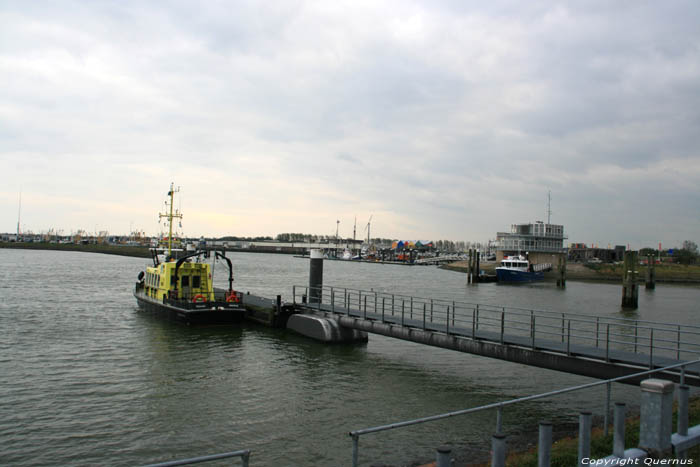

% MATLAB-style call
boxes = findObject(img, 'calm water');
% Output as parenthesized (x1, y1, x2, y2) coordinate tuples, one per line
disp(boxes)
(1, 249, 698, 466)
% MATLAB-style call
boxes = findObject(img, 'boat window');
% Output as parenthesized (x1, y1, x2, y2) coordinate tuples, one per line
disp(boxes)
(182, 275, 190, 287)
(192, 275, 201, 288)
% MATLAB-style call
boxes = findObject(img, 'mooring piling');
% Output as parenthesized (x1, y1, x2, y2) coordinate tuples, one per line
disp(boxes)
(556, 254, 566, 288)
(646, 254, 656, 290)
(621, 250, 639, 309)
(309, 249, 324, 304)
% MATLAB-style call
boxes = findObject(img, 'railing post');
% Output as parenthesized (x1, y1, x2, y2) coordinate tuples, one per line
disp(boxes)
(472, 307, 476, 338)
(567, 320, 571, 356)
(331, 287, 335, 312)
(392, 294, 395, 316)
(613, 402, 626, 458)
(401, 299, 405, 326)
(410, 296, 413, 320)
(561, 313, 565, 343)
(452, 301, 456, 328)
(500, 310, 505, 344)
(423, 303, 426, 330)
(538, 421, 552, 467)
(496, 405, 503, 433)
(475, 304, 479, 330)
(382, 297, 385, 322)
(374, 292, 378, 317)
(436, 445, 451, 467)
(352, 434, 359, 467)
(344, 288, 348, 310)
(491, 433, 506, 467)
(595, 317, 599, 348)
(293, 285, 296, 304)
(359, 290, 362, 316)
(605, 324, 610, 362)
(649, 328, 654, 369)
(678, 384, 689, 437)
(531, 313, 535, 349)
(578, 411, 592, 467)
(634, 320, 638, 353)
(430, 299, 434, 322)
(677, 325, 681, 360)
(446, 306, 450, 335)
(363, 295, 367, 319)
(604, 382, 611, 436)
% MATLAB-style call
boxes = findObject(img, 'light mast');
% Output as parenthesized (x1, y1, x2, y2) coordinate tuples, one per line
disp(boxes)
(159, 183, 182, 258)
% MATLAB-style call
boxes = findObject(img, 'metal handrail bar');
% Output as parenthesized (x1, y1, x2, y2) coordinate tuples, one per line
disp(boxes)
(143, 449, 251, 467)
(304, 285, 700, 332)
(348, 360, 700, 467)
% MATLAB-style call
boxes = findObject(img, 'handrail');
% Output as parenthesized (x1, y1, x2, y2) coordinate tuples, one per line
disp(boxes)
(143, 448, 251, 467)
(294, 285, 700, 361)
(298, 284, 700, 331)
(348, 360, 700, 467)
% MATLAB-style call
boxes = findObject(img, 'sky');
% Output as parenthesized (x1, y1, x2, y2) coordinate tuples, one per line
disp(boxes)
(1, 1, 699, 248)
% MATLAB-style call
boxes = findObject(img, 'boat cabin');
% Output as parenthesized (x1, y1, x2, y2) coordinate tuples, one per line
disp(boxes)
(143, 260, 212, 302)
(499, 256, 530, 271)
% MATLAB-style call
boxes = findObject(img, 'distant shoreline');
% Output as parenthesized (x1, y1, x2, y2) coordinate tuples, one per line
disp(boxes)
(441, 260, 700, 284)
(0, 242, 152, 258)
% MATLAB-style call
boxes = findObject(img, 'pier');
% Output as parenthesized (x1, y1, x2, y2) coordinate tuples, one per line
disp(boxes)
(290, 285, 700, 386)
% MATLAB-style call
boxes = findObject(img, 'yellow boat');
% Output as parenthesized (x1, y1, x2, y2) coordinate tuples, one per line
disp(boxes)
(133, 183, 245, 325)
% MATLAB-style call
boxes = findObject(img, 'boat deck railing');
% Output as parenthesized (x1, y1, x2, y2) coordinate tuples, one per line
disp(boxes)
(292, 285, 700, 362)
(135, 283, 242, 308)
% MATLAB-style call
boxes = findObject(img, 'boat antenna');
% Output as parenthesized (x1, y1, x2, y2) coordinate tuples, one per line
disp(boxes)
(159, 183, 182, 258)
(547, 189, 552, 225)
(16, 189, 22, 239)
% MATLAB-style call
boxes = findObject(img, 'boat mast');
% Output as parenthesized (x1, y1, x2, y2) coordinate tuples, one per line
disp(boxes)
(159, 183, 182, 258)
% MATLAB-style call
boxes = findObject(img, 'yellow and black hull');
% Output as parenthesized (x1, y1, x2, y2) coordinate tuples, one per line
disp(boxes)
(134, 286, 245, 325)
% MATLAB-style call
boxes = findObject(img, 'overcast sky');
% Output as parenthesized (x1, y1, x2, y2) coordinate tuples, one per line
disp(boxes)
(1, 1, 699, 248)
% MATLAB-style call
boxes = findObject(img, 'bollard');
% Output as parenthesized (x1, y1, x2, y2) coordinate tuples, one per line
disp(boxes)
(613, 402, 626, 458)
(309, 249, 324, 304)
(638, 379, 674, 457)
(538, 421, 552, 467)
(578, 412, 592, 467)
(491, 432, 506, 467)
(436, 445, 451, 467)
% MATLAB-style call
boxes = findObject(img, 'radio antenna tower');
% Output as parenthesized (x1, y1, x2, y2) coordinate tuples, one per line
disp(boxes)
(17, 190, 22, 238)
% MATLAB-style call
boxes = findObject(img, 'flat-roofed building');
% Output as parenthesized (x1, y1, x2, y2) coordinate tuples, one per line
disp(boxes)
(496, 221, 567, 264)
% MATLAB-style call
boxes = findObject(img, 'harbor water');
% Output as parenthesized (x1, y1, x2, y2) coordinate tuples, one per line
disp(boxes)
(1, 249, 698, 466)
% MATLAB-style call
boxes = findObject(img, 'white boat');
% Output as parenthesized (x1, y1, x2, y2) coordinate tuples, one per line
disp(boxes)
(495, 255, 544, 283)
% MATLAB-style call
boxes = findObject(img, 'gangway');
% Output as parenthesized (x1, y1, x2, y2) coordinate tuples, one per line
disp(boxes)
(292, 285, 700, 386)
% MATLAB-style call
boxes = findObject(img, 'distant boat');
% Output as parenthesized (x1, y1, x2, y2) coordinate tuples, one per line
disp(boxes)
(341, 249, 352, 260)
(496, 255, 544, 283)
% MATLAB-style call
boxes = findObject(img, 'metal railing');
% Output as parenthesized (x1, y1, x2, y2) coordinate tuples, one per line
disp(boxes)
(292, 285, 700, 362)
(347, 360, 700, 467)
(143, 448, 251, 467)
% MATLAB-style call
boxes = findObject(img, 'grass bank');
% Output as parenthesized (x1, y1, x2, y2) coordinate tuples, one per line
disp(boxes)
(0, 242, 151, 258)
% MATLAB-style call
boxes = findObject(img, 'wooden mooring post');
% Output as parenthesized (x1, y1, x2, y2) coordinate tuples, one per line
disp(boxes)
(645, 254, 656, 290)
(622, 250, 639, 309)
(556, 254, 566, 288)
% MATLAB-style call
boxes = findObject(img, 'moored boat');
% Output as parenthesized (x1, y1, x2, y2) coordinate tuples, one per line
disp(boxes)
(495, 255, 544, 283)
(133, 183, 245, 325)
